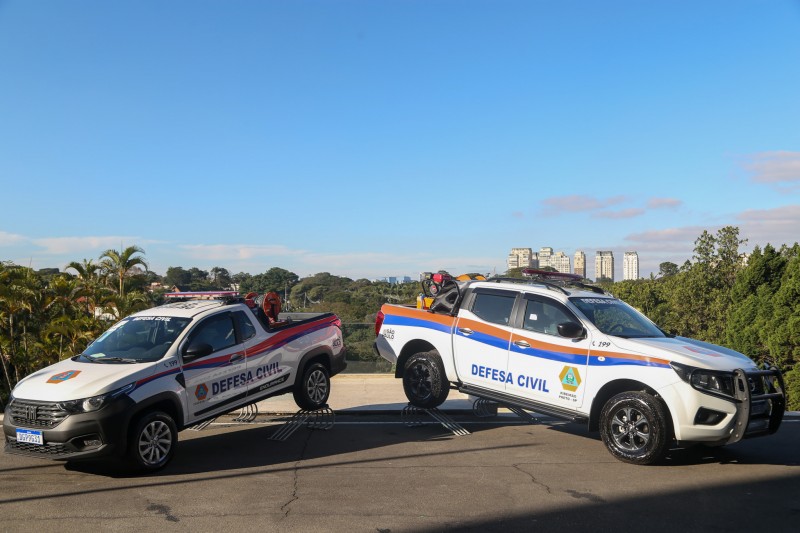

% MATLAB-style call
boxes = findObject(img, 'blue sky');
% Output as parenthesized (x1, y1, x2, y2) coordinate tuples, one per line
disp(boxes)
(1, 1, 799, 281)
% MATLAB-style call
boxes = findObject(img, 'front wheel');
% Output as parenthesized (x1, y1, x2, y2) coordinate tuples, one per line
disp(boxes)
(403, 352, 449, 409)
(599, 391, 670, 465)
(293, 362, 330, 410)
(128, 411, 177, 472)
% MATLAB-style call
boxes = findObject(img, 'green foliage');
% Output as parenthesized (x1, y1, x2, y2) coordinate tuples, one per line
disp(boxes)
(783, 368, 800, 411)
(658, 262, 679, 278)
(241, 267, 299, 295)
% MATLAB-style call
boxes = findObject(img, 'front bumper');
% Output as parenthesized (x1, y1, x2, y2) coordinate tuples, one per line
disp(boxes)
(726, 367, 785, 444)
(664, 366, 785, 444)
(3, 395, 136, 461)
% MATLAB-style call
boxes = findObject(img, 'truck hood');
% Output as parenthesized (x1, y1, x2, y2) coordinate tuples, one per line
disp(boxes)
(11, 358, 158, 402)
(614, 336, 759, 372)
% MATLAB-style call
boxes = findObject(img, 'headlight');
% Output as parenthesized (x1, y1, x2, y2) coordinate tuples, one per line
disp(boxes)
(59, 383, 135, 414)
(670, 362, 734, 398)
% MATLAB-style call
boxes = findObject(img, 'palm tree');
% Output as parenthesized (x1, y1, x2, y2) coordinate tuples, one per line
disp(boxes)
(105, 291, 152, 320)
(65, 258, 100, 281)
(66, 259, 106, 315)
(0, 264, 37, 387)
(99, 246, 149, 298)
(44, 316, 97, 360)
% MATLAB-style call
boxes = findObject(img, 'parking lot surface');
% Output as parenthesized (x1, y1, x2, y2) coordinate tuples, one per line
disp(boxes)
(1, 409, 798, 533)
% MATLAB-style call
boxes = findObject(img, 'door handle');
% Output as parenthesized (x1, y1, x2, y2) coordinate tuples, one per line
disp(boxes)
(458, 328, 474, 336)
(513, 340, 531, 348)
(230, 353, 245, 363)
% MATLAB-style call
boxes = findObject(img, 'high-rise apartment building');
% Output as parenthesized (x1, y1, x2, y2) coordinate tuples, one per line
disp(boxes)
(574, 251, 586, 278)
(623, 251, 640, 281)
(538, 247, 554, 270)
(507, 247, 534, 271)
(552, 251, 571, 274)
(595, 251, 614, 282)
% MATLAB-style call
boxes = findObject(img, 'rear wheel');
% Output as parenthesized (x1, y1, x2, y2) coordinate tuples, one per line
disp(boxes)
(403, 352, 449, 409)
(293, 362, 330, 410)
(600, 391, 670, 465)
(128, 411, 177, 472)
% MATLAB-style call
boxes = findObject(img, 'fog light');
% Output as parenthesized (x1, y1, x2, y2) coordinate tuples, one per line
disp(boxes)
(82, 438, 102, 449)
(694, 407, 726, 426)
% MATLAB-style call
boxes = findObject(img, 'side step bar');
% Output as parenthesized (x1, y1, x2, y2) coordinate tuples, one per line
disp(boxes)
(458, 384, 588, 424)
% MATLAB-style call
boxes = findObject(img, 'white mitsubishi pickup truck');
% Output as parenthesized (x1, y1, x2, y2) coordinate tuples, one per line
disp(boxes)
(3, 291, 346, 471)
(373, 271, 785, 464)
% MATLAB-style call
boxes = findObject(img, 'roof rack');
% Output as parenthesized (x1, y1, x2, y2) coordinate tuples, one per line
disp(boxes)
(486, 269, 608, 296)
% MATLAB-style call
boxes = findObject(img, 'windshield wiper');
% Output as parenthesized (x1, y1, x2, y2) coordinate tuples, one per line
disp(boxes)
(94, 357, 139, 364)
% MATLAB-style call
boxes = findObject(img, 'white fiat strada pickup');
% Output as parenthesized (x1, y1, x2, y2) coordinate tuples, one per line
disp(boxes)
(373, 271, 785, 464)
(3, 292, 346, 471)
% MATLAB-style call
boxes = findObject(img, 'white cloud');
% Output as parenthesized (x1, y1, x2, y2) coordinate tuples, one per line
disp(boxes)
(178, 244, 306, 261)
(541, 195, 628, 214)
(31, 236, 145, 255)
(0, 231, 26, 246)
(744, 151, 800, 189)
(647, 198, 682, 209)
(619, 204, 800, 275)
(737, 204, 800, 247)
(593, 208, 645, 219)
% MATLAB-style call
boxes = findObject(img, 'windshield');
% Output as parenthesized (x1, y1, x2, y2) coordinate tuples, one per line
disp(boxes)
(569, 297, 665, 338)
(82, 316, 192, 363)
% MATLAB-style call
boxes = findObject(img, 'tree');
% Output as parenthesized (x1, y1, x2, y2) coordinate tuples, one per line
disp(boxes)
(164, 266, 192, 288)
(210, 267, 232, 289)
(99, 246, 149, 298)
(504, 268, 526, 279)
(231, 272, 252, 289)
(725, 245, 787, 359)
(242, 267, 300, 296)
(657, 262, 679, 278)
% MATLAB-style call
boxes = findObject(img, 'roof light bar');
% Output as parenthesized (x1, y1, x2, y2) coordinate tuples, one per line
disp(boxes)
(164, 291, 239, 300)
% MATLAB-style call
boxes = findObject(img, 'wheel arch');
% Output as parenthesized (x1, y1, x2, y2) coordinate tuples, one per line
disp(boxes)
(297, 347, 334, 377)
(395, 340, 439, 378)
(124, 392, 184, 454)
(588, 379, 674, 437)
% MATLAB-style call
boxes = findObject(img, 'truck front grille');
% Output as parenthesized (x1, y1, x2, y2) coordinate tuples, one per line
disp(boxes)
(8, 399, 69, 429)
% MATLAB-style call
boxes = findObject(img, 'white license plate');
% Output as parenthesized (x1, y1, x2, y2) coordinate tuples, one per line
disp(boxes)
(16, 429, 43, 445)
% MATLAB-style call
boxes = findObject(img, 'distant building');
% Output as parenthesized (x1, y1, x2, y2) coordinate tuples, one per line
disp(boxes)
(538, 247, 554, 270)
(574, 251, 586, 278)
(507, 247, 535, 271)
(551, 251, 571, 274)
(595, 251, 614, 282)
(623, 252, 639, 280)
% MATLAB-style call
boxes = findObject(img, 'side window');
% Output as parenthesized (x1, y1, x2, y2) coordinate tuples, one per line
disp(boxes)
(523, 297, 576, 336)
(471, 292, 515, 326)
(190, 313, 237, 354)
(234, 311, 257, 342)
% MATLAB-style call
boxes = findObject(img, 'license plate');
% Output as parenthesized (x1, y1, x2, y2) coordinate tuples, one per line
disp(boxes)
(16, 429, 43, 445)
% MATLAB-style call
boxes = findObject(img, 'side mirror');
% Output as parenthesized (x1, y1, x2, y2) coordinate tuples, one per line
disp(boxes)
(557, 322, 585, 339)
(183, 342, 213, 361)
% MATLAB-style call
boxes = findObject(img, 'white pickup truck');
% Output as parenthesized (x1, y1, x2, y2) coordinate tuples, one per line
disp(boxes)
(373, 271, 785, 464)
(3, 291, 346, 471)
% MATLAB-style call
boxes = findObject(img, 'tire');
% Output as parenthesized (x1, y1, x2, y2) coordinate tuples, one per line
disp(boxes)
(599, 391, 670, 465)
(293, 362, 330, 410)
(403, 352, 449, 409)
(128, 411, 177, 472)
